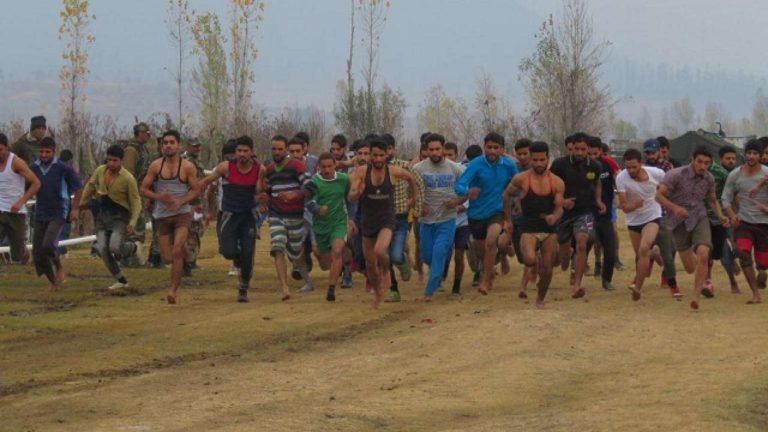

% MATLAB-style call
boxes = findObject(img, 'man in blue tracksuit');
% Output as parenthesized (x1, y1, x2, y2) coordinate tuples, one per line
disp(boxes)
(454, 132, 519, 295)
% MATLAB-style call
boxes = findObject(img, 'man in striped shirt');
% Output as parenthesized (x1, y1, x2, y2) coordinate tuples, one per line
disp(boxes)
(262, 135, 313, 301)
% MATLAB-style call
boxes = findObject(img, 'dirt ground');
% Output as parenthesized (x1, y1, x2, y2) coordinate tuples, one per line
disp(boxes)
(2, 224, 768, 432)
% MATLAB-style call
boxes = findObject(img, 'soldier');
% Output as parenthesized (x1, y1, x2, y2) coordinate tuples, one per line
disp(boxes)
(11, 115, 47, 166)
(182, 138, 207, 275)
(122, 122, 154, 267)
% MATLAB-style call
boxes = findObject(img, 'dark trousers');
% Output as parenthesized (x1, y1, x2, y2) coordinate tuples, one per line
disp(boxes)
(33, 218, 66, 282)
(218, 211, 257, 288)
(594, 217, 616, 283)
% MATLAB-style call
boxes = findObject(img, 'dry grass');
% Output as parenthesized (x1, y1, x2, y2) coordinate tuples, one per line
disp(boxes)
(1, 224, 767, 432)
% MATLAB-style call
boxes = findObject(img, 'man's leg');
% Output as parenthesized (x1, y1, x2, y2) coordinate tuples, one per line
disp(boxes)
(269, 216, 292, 300)
(423, 221, 455, 299)
(632, 222, 660, 296)
(519, 233, 539, 302)
(326, 238, 346, 302)
(734, 224, 761, 304)
(597, 219, 616, 288)
(168, 224, 189, 302)
(3, 213, 28, 263)
(536, 234, 558, 308)
(479, 222, 503, 295)
(572, 231, 590, 297)
(235, 213, 257, 301)
(655, 220, 679, 293)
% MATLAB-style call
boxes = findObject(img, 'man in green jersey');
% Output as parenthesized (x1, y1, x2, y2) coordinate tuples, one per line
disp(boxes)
(308, 153, 355, 302)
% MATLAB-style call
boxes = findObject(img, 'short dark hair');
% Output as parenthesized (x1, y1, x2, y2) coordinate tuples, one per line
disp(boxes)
(514, 138, 532, 151)
(288, 136, 305, 147)
(465, 144, 483, 161)
(222, 139, 237, 157)
(59, 149, 74, 162)
(106, 144, 125, 159)
(271, 134, 288, 145)
(657, 136, 670, 149)
(295, 131, 310, 146)
(0, 132, 7, 146)
(420, 132, 432, 144)
(444, 142, 458, 153)
(529, 141, 549, 156)
(587, 135, 602, 149)
(757, 136, 768, 150)
(350, 139, 365, 153)
(601, 142, 610, 154)
(318, 152, 335, 163)
(571, 132, 590, 145)
(425, 133, 445, 146)
(331, 134, 347, 148)
(368, 137, 388, 153)
(364, 133, 379, 141)
(162, 130, 181, 143)
(235, 135, 254, 150)
(381, 133, 396, 149)
(623, 148, 643, 163)
(692, 145, 712, 160)
(744, 139, 761, 155)
(719, 145, 738, 158)
(40, 137, 56, 149)
(564, 135, 575, 146)
(484, 132, 505, 146)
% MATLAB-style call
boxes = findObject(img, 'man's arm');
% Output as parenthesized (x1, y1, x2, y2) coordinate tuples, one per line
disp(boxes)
(200, 161, 228, 189)
(454, 160, 477, 197)
(707, 183, 729, 226)
(10, 157, 40, 213)
(721, 169, 738, 221)
(79, 168, 99, 208)
(502, 174, 521, 225)
(546, 176, 566, 226)
(140, 160, 163, 201)
(127, 176, 142, 229)
(174, 160, 201, 208)
(391, 166, 420, 214)
(594, 167, 606, 214)
(347, 168, 364, 203)
(655, 183, 686, 219)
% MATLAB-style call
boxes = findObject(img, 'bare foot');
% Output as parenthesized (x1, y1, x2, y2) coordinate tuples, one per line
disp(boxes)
(281, 294, 291, 301)
(730, 284, 741, 294)
(690, 300, 699, 310)
(746, 297, 762, 304)
(372, 289, 385, 309)
(535, 300, 549, 309)
(47, 284, 60, 293)
(631, 288, 641, 302)
(55, 267, 65, 286)
(166, 293, 177, 304)
(423, 296, 432, 303)
(571, 288, 585, 299)
(477, 284, 489, 296)
(518, 290, 528, 299)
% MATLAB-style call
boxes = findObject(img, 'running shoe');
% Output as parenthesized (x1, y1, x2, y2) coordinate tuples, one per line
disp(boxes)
(384, 290, 401, 303)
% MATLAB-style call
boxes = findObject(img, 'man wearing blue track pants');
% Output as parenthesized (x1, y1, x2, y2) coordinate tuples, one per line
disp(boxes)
(413, 133, 465, 302)
(454, 132, 519, 295)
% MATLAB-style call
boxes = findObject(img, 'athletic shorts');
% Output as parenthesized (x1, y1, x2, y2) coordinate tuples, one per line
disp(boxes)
(734, 221, 768, 268)
(672, 218, 711, 252)
(627, 217, 661, 234)
(557, 212, 594, 245)
(313, 223, 348, 254)
(468, 212, 504, 241)
(454, 225, 471, 250)
(155, 212, 192, 236)
(269, 216, 306, 261)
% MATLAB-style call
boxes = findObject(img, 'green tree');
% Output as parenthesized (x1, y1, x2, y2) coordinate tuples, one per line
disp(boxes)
(166, 0, 194, 132)
(229, 0, 265, 135)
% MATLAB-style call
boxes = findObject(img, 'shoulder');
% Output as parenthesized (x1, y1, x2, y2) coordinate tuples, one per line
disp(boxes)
(412, 160, 426, 171)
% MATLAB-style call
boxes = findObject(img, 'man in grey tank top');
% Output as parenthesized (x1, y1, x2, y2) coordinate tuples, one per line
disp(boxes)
(140, 130, 201, 304)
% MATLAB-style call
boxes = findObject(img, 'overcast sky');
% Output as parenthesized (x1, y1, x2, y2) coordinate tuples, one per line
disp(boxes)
(1, 0, 767, 114)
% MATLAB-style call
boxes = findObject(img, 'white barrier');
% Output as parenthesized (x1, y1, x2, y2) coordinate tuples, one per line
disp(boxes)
(0, 235, 97, 254)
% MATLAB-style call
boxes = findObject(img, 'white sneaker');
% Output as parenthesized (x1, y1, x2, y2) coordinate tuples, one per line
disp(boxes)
(133, 241, 145, 266)
(228, 266, 241, 277)
(108, 281, 129, 290)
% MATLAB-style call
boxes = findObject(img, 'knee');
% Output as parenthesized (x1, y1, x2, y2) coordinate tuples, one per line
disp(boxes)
(172, 245, 185, 261)
(638, 245, 651, 257)
(575, 240, 588, 253)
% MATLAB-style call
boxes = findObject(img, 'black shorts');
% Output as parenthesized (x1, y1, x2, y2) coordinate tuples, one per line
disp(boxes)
(627, 217, 662, 234)
(454, 225, 471, 250)
(468, 212, 504, 241)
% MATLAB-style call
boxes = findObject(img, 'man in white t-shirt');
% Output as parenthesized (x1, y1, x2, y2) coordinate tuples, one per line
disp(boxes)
(616, 149, 667, 300)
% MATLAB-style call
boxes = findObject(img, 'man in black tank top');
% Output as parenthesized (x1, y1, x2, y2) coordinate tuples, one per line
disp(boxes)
(348, 138, 420, 308)
(503, 141, 565, 308)
(140, 130, 201, 304)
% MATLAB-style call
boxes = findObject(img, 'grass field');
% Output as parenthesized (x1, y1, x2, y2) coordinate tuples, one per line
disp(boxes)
(2, 224, 768, 432)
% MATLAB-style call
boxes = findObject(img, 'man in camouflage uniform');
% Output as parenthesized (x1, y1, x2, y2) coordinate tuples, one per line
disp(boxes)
(12, 116, 47, 166)
(122, 122, 155, 267)
(182, 138, 207, 275)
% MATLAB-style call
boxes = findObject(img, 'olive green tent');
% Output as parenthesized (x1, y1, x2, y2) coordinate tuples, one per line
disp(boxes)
(669, 129, 743, 164)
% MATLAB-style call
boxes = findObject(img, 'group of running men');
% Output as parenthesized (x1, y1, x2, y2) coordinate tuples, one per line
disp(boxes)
(2, 118, 768, 310)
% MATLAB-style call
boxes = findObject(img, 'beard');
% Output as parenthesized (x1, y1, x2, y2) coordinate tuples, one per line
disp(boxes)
(533, 166, 546, 175)
(272, 155, 286, 164)
(372, 161, 385, 169)
(430, 156, 443, 164)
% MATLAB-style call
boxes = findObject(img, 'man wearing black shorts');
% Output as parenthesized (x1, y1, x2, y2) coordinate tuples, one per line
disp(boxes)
(550, 132, 606, 298)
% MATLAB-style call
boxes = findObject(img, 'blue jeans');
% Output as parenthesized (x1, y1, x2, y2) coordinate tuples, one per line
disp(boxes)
(389, 214, 410, 265)
(419, 219, 456, 297)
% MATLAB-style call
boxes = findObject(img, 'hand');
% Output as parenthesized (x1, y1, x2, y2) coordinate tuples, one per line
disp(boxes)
(69, 208, 80, 223)
(278, 191, 298, 202)
(563, 198, 575, 210)
(628, 198, 643, 212)
(672, 205, 688, 219)
(719, 215, 731, 228)
(544, 213, 559, 226)
(157, 191, 174, 204)
(192, 205, 202, 213)
(256, 193, 269, 204)
(749, 176, 768, 198)
(126, 225, 135, 235)
(407, 197, 415, 210)
(597, 201, 606, 215)
(10, 200, 24, 213)
(757, 203, 768, 214)
(166, 199, 182, 211)
(456, 205, 466, 214)
(318, 205, 329, 217)
(347, 219, 357, 237)
(443, 198, 458, 209)
(467, 188, 481, 199)
(730, 215, 740, 228)
(503, 220, 513, 235)
(421, 207, 430, 217)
